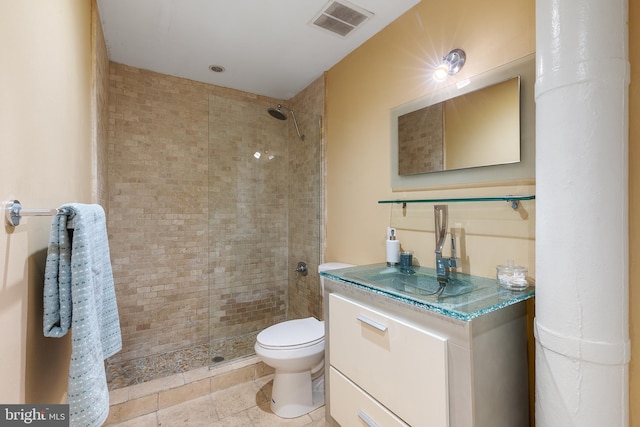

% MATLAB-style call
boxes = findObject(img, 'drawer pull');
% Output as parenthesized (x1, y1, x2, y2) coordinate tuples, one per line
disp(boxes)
(358, 410, 380, 427)
(357, 315, 388, 332)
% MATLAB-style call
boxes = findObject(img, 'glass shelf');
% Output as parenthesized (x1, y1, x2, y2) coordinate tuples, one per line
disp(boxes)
(378, 195, 535, 209)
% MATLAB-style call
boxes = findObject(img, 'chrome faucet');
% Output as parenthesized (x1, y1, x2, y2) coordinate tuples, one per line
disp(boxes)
(434, 205, 458, 284)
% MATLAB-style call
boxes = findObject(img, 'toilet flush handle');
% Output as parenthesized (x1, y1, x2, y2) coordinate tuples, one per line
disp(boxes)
(294, 261, 308, 276)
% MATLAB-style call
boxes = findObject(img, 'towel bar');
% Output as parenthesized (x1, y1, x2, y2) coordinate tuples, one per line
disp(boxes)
(4, 199, 71, 227)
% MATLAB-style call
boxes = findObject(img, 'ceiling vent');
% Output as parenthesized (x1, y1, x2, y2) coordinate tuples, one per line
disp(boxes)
(311, 0, 374, 38)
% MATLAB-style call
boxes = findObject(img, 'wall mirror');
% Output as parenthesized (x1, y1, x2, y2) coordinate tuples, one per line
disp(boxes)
(390, 54, 535, 190)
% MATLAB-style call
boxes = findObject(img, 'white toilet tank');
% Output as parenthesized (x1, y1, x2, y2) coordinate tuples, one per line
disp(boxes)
(318, 262, 354, 293)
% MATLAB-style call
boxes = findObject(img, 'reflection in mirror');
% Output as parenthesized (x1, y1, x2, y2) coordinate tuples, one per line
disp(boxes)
(390, 54, 535, 190)
(398, 76, 520, 175)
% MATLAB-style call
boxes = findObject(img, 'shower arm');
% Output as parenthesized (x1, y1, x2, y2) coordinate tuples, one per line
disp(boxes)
(278, 105, 305, 141)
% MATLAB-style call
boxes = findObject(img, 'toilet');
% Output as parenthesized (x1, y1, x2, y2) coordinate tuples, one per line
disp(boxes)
(254, 262, 354, 418)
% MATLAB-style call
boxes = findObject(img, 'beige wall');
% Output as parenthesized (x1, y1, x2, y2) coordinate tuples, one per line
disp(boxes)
(325, 0, 535, 276)
(93, 1, 110, 209)
(326, 0, 639, 424)
(325, 0, 535, 419)
(0, 0, 96, 403)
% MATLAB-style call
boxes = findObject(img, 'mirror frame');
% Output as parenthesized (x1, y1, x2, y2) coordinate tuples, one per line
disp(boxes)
(390, 54, 535, 190)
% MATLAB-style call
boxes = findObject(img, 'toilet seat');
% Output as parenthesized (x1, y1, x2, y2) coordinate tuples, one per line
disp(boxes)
(256, 317, 324, 350)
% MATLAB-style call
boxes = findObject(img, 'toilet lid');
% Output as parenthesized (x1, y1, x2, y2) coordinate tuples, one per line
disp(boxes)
(257, 317, 324, 349)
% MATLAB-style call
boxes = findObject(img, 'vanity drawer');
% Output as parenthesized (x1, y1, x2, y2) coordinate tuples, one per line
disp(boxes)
(329, 293, 449, 427)
(330, 367, 409, 427)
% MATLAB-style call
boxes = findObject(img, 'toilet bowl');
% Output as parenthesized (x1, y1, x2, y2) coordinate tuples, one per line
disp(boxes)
(255, 317, 325, 418)
(254, 262, 354, 419)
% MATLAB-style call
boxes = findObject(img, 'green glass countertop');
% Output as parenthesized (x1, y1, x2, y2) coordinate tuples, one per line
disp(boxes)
(321, 263, 535, 321)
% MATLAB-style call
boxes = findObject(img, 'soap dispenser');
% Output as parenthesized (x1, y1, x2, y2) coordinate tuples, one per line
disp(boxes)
(386, 227, 400, 266)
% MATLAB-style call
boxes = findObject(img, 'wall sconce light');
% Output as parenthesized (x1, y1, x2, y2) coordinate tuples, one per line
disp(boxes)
(433, 48, 466, 82)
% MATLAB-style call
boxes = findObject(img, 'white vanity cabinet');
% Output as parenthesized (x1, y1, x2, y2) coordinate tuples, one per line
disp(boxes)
(329, 293, 448, 427)
(323, 274, 531, 427)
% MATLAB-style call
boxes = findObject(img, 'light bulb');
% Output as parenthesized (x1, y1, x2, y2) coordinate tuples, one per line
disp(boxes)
(433, 64, 450, 82)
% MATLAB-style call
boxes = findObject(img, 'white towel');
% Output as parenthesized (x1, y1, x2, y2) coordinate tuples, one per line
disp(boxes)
(43, 204, 122, 427)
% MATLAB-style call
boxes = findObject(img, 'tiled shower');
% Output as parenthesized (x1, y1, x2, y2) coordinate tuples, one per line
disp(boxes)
(105, 63, 323, 388)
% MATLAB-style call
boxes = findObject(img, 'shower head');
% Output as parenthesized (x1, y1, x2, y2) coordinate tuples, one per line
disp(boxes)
(268, 106, 287, 121)
(267, 104, 305, 141)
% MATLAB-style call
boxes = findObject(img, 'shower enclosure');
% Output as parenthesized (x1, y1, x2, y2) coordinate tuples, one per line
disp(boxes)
(207, 95, 322, 364)
(104, 63, 324, 388)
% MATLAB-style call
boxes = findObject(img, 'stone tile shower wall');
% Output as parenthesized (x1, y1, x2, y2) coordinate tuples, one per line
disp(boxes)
(107, 63, 287, 364)
(107, 63, 210, 363)
(106, 63, 323, 379)
(207, 95, 289, 360)
(288, 77, 325, 320)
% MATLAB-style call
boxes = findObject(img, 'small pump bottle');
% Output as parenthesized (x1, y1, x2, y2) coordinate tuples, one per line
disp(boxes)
(386, 227, 400, 266)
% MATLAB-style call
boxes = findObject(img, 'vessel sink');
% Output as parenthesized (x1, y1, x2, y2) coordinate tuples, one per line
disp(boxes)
(343, 268, 474, 298)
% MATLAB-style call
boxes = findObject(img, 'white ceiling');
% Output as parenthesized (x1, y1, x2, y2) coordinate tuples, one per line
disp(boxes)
(96, 0, 420, 100)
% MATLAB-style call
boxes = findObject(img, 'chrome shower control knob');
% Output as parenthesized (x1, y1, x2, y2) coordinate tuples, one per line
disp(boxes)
(294, 262, 308, 276)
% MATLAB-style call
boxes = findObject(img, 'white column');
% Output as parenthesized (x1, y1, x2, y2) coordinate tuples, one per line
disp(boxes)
(535, 0, 630, 425)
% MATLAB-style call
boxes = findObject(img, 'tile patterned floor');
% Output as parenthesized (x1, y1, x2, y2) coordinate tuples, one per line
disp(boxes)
(106, 376, 329, 426)
(104, 356, 330, 426)
(107, 345, 213, 390)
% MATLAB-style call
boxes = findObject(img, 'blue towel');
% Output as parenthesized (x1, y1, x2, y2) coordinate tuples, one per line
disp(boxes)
(43, 204, 122, 427)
